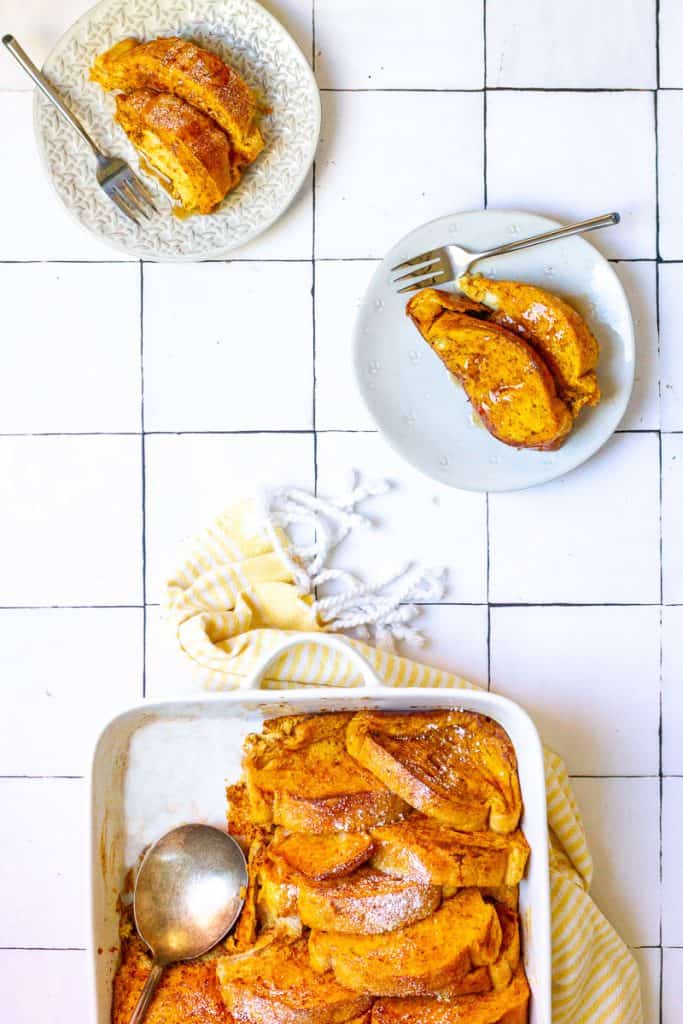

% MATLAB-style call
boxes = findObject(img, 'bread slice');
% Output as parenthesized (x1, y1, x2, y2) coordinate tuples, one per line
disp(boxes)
(346, 711, 522, 833)
(216, 935, 372, 1024)
(298, 866, 441, 934)
(370, 965, 530, 1024)
(114, 90, 239, 215)
(226, 782, 267, 849)
(112, 913, 228, 1024)
(308, 889, 502, 997)
(370, 816, 529, 887)
(91, 37, 263, 166)
(407, 288, 573, 451)
(434, 903, 521, 1000)
(459, 274, 600, 416)
(256, 850, 300, 931)
(273, 831, 375, 880)
(245, 713, 408, 833)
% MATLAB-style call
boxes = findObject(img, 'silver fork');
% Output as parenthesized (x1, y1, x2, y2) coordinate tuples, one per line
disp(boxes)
(3, 34, 157, 224)
(391, 212, 620, 293)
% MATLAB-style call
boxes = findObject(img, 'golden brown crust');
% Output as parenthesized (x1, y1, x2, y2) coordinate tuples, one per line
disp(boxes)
(346, 711, 522, 833)
(273, 831, 375, 880)
(370, 965, 530, 1024)
(459, 275, 600, 416)
(217, 936, 373, 1024)
(308, 890, 502, 997)
(245, 713, 409, 833)
(112, 914, 230, 1024)
(370, 816, 529, 887)
(114, 89, 238, 214)
(407, 288, 573, 451)
(298, 866, 441, 934)
(91, 36, 263, 165)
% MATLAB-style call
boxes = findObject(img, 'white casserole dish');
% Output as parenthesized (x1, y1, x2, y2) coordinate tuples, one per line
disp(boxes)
(89, 633, 552, 1023)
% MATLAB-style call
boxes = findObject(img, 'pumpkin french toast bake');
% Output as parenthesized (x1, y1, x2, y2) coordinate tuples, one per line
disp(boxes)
(91, 36, 265, 215)
(407, 278, 601, 451)
(111, 710, 532, 1023)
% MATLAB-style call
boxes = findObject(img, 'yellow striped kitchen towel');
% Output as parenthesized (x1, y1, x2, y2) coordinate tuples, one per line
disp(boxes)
(164, 494, 643, 1024)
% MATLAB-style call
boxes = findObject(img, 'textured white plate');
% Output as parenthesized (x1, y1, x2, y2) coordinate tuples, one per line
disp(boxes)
(33, 0, 320, 260)
(354, 210, 635, 492)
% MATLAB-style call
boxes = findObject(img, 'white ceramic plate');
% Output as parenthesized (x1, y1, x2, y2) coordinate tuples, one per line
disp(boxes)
(354, 210, 635, 492)
(34, 0, 320, 260)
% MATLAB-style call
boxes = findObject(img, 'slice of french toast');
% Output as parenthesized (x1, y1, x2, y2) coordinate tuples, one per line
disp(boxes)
(459, 274, 600, 416)
(308, 889, 502, 997)
(273, 830, 375, 880)
(370, 965, 530, 1024)
(114, 90, 239, 215)
(112, 912, 229, 1024)
(91, 37, 264, 166)
(245, 713, 409, 833)
(216, 935, 373, 1024)
(346, 711, 522, 833)
(370, 815, 528, 887)
(407, 288, 573, 451)
(434, 903, 521, 999)
(298, 866, 441, 934)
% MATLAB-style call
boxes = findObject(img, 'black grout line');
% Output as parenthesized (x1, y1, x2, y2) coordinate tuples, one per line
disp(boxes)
(0, 947, 87, 952)
(482, 0, 488, 208)
(0, 604, 143, 610)
(317, 87, 659, 94)
(312, 0, 319, 501)
(0, 775, 83, 780)
(654, 1, 665, 988)
(4, 600, 682, 611)
(140, 261, 147, 700)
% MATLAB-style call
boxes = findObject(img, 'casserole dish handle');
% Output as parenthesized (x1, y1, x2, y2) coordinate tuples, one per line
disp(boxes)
(241, 632, 384, 690)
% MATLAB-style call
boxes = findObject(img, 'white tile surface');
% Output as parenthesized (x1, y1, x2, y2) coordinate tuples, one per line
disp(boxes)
(631, 947, 660, 1024)
(0, 951, 89, 1024)
(0, 607, 142, 776)
(315, 260, 377, 430)
(489, 433, 661, 603)
(614, 261, 660, 430)
(145, 604, 198, 698)
(0, 93, 127, 261)
(144, 432, 314, 603)
(662, 606, 683, 776)
(663, 778, 683, 946)
(663, 949, 683, 1024)
(487, 91, 656, 259)
(315, 0, 483, 89)
(662, 434, 683, 604)
(316, 432, 487, 603)
(0, 0, 95, 89)
(0, 779, 87, 947)
(660, 0, 683, 87)
(659, 263, 683, 430)
(658, 91, 683, 259)
(143, 262, 313, 432)
(571, 777, 660, 947)
(491, 606, 660, 775)
(315, 91, 484, 259)
(0, 435, 141, 606)
(486, 0, 656, 88)
(0, 264, 140, 433)
(397, 604, 489, 688)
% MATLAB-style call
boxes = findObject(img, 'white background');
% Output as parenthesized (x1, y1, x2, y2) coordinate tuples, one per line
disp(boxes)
(0, 0, 681, 1020)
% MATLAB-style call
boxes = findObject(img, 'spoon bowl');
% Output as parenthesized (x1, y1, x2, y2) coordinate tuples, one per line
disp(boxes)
(128, 824, 247, 1024)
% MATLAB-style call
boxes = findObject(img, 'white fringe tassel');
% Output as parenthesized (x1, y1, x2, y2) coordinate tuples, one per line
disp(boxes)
(261, 474, 447, 650)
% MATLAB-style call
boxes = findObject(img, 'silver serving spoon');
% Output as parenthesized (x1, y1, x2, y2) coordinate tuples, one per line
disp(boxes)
(129, 824, 248, 1024)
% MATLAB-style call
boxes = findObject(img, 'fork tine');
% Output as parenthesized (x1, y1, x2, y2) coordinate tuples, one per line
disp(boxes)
(125, 172, 158, 213)
(390, 248, 442, 273)
(393, 259, 441, 284)
(109, 186, 140, 226)
(397, 271, 451, 295)
(120, 179, 151, 220)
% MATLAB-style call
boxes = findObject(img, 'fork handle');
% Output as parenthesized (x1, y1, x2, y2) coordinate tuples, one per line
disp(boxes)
(2, 35, 103, 159)
(472, 212, 620, 265)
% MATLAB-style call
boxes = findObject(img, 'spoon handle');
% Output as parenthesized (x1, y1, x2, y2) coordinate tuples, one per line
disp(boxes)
(128, 961, 164, 1024)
